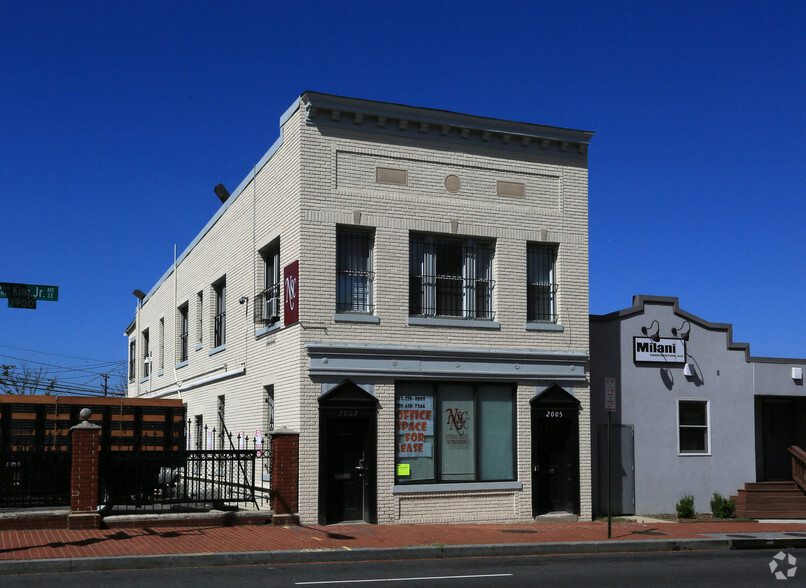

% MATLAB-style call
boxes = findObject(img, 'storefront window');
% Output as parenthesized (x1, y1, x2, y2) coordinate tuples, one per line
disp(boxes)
(396, 382, 515, 484)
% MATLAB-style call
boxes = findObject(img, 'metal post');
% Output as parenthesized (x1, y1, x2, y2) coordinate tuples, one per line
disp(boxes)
(607, 410, 612, 539)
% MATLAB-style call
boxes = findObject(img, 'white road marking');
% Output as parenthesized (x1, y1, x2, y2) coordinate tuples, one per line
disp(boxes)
(296, 573, 513, 584)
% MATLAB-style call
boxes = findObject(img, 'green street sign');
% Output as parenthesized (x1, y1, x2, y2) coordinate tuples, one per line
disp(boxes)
(0, 283, 59, 309)
(0, 283, 59, 301)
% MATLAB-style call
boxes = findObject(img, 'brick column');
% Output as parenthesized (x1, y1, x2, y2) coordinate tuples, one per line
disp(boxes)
(270, 427, 299, 525)
(67, 408, 102, 530)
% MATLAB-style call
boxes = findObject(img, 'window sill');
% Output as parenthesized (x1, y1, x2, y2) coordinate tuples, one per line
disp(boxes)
(408, 317, 500, 329)
(139, 376, 150, 384)
(195, 344, 203, 352)
(175, 361, 188, 370)
(208, 344, 226, 356)
(678, 452, 711, 457)
(255, 322, 281, 339)
(334, 313, 380, 324)
(157, 370, 164, 377)
(525, 322, 564, 332)
(393, 481, 522, 494)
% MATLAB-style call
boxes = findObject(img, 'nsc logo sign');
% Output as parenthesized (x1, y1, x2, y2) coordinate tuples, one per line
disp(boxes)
(769, 551, 797, 580)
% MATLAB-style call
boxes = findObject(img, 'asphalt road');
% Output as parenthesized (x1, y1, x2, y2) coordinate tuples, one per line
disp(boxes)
(2, 549, 801, 587)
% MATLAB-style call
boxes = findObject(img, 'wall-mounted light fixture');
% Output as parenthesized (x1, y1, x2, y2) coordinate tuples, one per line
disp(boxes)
(672, 320, 691, 341)
(641, 320, 661, 342)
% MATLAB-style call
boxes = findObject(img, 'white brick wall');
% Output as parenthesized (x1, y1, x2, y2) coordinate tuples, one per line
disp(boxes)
(128, 95, 592, 525)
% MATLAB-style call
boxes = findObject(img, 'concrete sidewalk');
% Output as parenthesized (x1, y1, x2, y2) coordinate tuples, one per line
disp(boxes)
(2, 518, 806, 575)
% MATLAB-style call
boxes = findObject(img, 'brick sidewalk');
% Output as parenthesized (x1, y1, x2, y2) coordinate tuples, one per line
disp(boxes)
(2, 520, 805, 562)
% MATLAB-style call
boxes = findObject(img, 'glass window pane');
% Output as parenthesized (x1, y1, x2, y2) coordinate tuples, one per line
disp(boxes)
(439, 383, 475, 481)
(679, 401, 707, 426)
(680, 427, 708, 452)
(396, 383, 435, 482)
(478, 384, 514, 480)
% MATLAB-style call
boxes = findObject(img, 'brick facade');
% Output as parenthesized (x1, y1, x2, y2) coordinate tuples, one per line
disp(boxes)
(127, 93, 593, 525)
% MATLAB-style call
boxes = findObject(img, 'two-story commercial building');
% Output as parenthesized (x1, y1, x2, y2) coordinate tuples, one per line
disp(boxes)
(126, 92, 593, 525)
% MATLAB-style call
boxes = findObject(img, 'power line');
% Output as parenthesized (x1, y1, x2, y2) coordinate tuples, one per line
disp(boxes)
(0, 343, 122, 364)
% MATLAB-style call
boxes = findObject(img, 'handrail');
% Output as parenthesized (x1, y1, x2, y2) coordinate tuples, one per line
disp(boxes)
(788, 446, 806, 493)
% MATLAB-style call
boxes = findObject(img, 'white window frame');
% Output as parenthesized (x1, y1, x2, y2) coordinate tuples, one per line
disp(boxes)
(677, 398, 711, 456)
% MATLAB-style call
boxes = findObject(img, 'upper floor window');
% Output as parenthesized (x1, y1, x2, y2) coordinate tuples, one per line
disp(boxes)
(213, 278, 226, 347)
(527, 244, 557, 323)
(128, 339, 136, 382)
(336, 228, 374, 313)
(409, 234, 494, 319)
(142, 328, 150, 378)
(196, 291, 204, 345)
(158, 318, 165, 372)
(178, 303, 189, 362)
(257, 241, 281, 324)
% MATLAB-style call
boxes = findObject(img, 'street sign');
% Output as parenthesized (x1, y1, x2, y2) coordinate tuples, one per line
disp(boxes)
(605, 377, 617, 412)
(0, 283, 59, 309)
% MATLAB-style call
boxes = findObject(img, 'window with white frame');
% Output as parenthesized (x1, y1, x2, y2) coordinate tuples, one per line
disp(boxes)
(396, 382, 515, 484)
(258, 240, 281, 324)
(678, 399, 709, 454)
(128, 339, 136, 382)
(336, 227, 374, 313)
(213, 278, 226, 347)
(142, 328, 150, 378)
(178, 303, 189, 362)
(196, 291, 204, 345)
(409, 233, 494, 319)
(158, 318, 165, 372)
(527, 243, 557, 323)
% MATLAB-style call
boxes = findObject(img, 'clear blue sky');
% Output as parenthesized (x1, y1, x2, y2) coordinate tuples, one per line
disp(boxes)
(2, 1, 805, 391)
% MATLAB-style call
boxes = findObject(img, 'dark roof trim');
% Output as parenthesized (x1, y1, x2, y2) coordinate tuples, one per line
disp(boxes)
(591, 294, 806, 364)
(301, 92, 593, 158)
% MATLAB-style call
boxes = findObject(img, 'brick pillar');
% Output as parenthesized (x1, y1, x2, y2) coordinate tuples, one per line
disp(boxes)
(67, 408, 102, 530)
(270, 427, 299, 525)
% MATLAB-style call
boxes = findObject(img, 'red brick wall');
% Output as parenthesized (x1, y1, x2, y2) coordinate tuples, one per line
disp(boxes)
(68, 427, 101, 529)
(271, 433, 299, 518)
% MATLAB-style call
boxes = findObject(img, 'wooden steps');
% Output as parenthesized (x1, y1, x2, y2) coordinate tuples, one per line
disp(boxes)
(732, 481, 806, 519)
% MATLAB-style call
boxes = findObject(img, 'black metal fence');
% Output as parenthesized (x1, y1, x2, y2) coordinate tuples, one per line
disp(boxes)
(0, 444, 71, 507)
(99, 428, 269, 514)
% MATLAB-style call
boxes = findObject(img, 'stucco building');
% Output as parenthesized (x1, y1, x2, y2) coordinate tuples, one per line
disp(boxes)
(126, 92, 593, 524)
(590, 295, 806, 517)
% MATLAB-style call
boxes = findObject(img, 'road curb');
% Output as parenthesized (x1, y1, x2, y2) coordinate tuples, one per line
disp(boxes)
(0, 537, 736, 575)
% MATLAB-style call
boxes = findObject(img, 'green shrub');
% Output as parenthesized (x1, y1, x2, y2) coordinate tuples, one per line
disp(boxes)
(710, 492, 736, 519)
(676, 494, 696, 518)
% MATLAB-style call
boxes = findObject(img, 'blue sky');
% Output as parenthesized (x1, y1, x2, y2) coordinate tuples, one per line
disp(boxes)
(1, 1, 804, 391)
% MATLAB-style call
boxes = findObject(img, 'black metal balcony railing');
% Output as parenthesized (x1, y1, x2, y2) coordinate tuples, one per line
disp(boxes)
(336, 270, 375, 313)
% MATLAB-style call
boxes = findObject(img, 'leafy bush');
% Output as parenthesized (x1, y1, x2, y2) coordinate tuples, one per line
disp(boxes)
(710, 492, 736, 518)
(676, 494, 696, 518)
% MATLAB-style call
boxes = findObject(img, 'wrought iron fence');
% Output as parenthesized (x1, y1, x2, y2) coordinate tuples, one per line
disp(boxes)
(99, 428, 268, 513)
(0, 444, 71, 507)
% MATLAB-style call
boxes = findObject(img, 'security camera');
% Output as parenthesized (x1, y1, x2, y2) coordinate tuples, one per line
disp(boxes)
(239, 296, 248, 305)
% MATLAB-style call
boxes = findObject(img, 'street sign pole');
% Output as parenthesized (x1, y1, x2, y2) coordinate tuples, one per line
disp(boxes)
(605, 377, 617, 539)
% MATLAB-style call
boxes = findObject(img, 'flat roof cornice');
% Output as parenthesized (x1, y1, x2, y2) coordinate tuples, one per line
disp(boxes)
(302, 91, 593, 157)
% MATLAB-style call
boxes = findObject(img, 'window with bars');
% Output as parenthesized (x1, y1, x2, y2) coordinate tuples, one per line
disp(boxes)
(158, 318, 165, 372)
(178, 303, 189, 362)
(409, 234, 494, 319)
(336, 228, 374, 313)
(527, 243, 558, 323)
(256, 241, 281, 324)
(213, 278, 226, 347)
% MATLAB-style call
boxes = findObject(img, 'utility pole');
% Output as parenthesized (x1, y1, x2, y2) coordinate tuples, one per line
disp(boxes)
(101, 373, 108, 396)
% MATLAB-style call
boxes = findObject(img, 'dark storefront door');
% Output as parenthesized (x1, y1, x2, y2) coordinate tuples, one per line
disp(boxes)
(530, 385, 580, 517)
(762, 398, 796, 481)
(318, 380, 377, 525)
(323, 415, 372, 523)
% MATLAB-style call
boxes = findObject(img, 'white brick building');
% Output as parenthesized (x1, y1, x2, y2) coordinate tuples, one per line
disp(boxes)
(125, 93, 593, 524)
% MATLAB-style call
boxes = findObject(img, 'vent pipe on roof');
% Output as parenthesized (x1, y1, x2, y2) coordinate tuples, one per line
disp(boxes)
(214, 184, 230, 203)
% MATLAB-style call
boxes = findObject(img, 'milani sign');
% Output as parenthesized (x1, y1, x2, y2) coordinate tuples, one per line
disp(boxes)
(633, 337, 685, 363)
